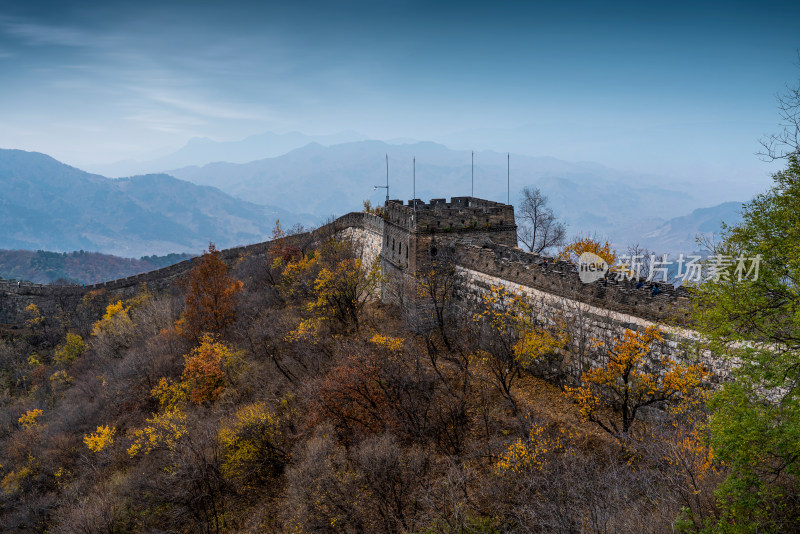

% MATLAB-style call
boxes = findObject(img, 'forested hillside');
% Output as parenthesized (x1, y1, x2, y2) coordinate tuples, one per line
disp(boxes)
(0, 250, 193, 285)
(3, 153, 800, 531)
(0, 227, 726, 533)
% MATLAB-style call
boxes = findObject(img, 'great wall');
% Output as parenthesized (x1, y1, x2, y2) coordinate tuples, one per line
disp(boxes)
(0, 197, 728, 381)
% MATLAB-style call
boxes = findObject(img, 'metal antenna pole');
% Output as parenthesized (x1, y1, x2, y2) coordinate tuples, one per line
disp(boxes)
(471, 150, 474, 197)
(413, 156, 416, 214)
(507, 152, 510, 205)
(374, 153, 390, 203)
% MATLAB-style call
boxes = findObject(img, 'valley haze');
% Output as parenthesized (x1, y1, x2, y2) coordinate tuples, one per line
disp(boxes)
(0, 141, 743, 260)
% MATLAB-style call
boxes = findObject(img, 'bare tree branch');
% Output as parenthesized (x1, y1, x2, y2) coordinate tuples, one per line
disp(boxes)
(758, 52, 800, 161)
(516, 187, 567, 254)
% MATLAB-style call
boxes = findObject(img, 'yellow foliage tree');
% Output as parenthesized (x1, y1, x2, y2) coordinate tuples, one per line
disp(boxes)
(310, 257, 381, 332)
(127, 408, 188, 457)
(558, 235, 617, 265)
(54, 333, 87, 365)
(278, 253, 320, 301)
(1, 454, 39, 494)
(24, 303, 44, 330)
(83, 425, 116, 453)
(370, 333, 404, 354)
(473, 285, 569, 414)
(92, 300, 132, 337)
(18, 409, 43, 429)
(218, 402, 287, 486)
(565, 325, 707, 439)
(151, 377, 190, 411)
(495, 423, 559, 475)
(49, 370, 73, 392)
(513, 319, 570, 368)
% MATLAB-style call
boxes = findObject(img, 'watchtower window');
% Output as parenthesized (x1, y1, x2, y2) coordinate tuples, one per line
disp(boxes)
(406, 247, 409, 259)
(392, 238, 395, 252)
(430, 246, 437, 257)
(398, 242, 402, 255)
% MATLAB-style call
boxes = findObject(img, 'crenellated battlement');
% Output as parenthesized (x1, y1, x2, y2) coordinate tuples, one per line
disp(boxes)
(383, 196, 516, 235)
(454, 241, 691, 324)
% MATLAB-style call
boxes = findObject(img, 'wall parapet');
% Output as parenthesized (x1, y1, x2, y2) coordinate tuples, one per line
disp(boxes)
(454, 241, 692, 325)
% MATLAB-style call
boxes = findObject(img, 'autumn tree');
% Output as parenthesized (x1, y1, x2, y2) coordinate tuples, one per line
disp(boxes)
(176, 243, 243, 340)
(310, 256, 381, 332)
(307, 340, 402, 440)
(182, 334, 241, 404)
(565, 325, 706, 442)
(557, 234, 617, 265)
(23, 303, 52, 343)
(218, 401, 289, 488)
(473, 285, 569, 415)
(268, 219, 302, 265)
(54, 333, 87, 365)
(516, 187, 567, 254)
(412, 249, 462, 352)
(362, 199, 384, 216)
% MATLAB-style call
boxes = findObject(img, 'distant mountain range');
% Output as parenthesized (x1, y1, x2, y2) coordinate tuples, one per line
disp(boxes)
(166, 140, 704, 247)
(639, 201, 743, 254)
(89, 130, 369, 177)
(1, 139, 748, 261)
(0, 149, 317, 257)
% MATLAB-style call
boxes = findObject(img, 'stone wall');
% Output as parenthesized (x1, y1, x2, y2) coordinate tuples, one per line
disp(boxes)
(0, 205, 725, 380)
(0, 212, 385, 325)
(454, 241, 692, 325)
(456, 264, 730, 384)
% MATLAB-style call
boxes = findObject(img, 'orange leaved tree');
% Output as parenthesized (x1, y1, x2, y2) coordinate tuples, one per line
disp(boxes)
(565, 325, 706, 440)
(176, 242, 243, 340)
(182, 334, 239, 404)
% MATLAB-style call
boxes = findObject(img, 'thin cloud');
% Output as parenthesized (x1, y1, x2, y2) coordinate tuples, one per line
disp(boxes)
(124, 110, 207, 134)
(0, 18, 87, 47)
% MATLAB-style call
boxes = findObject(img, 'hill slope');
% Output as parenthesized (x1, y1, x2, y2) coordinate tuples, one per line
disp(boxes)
(640, 201, 743, 253)
(0, 249, 193, 284)
(0, 149, 314, 256)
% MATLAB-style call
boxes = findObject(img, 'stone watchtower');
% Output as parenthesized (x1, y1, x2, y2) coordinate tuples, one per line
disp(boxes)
(380, 196, 517, 304)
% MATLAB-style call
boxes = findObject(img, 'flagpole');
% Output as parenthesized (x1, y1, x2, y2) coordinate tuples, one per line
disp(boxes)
(507, 153, 510, 205)
(471, 150, 474, 197)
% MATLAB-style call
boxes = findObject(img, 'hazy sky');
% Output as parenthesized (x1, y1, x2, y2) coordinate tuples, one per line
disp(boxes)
(1, 0, 798, 191)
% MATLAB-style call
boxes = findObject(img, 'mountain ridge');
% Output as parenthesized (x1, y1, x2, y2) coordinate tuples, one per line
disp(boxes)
(165, 140, 699, 244)
(0, 149, 315, 257)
